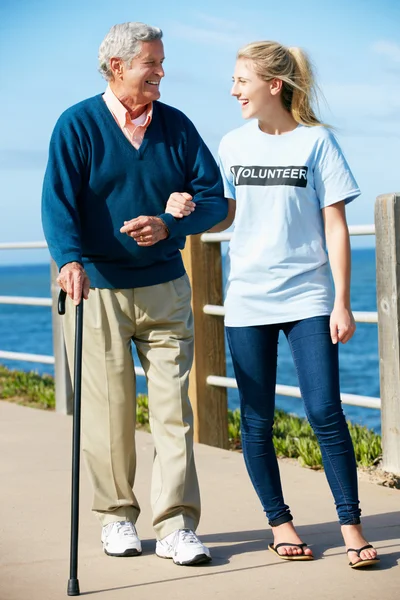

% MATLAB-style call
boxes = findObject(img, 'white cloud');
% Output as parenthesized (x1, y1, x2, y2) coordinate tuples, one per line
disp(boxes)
(371, 40, 400, 64)
(193, 12, 242, 31)
(169, 22, 246, 48)
(322, 82, 400, 121)
(168, 14, 256, 50)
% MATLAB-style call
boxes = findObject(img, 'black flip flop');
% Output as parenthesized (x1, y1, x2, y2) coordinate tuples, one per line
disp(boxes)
(347, 544, 380, 568)
(268, 542, 314, 561)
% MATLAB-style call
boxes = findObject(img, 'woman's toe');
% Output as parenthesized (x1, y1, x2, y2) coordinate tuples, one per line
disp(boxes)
(362, 548, 377, 560)
(348, 551, 360, 564)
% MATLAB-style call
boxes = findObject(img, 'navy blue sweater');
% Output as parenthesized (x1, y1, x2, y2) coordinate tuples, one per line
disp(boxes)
(42, 94, 227, 288)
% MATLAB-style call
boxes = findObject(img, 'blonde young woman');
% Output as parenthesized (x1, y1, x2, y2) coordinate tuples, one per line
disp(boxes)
(166, 41, 380, 568)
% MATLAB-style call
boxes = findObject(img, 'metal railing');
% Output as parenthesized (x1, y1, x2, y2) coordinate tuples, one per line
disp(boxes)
(199, 225, 380, 410)
(0, 244, 147, 379)
(201, 224, 376, 243)
(0, 226, 380, 412)
(202, 225, 379, 326)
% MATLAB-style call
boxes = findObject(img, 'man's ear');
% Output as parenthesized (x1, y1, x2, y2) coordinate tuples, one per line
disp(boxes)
(110, 57, 124, 79)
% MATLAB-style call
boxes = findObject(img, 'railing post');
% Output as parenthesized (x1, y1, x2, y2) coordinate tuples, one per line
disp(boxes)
(375, 193, 400, 474)
(50, 260, 73, 414)
(182, 235, 229, 449)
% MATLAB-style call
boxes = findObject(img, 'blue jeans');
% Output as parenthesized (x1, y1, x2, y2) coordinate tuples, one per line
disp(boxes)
(226, 316, 361, 526)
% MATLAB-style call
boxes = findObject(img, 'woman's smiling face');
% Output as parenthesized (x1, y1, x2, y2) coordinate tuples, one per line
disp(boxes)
(231, 58, 277, 120)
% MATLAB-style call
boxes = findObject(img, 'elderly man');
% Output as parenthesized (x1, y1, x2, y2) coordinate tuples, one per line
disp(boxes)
(42, 21, 227, 566)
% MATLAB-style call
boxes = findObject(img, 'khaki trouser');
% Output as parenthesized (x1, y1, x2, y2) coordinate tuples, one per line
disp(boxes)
(62, 274, 200, 539)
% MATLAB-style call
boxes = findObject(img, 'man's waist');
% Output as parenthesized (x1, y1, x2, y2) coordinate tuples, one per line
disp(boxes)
(82, 255, 185, 289)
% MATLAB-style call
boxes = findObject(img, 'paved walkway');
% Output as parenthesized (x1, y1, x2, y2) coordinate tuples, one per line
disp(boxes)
(0, 401, 399, 600)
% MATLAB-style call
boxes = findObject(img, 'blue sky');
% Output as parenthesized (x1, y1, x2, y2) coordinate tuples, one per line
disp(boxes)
(1, 0, 399, 264)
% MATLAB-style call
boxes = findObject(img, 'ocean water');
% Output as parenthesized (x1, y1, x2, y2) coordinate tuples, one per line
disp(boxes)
(0, 248, 380, 432)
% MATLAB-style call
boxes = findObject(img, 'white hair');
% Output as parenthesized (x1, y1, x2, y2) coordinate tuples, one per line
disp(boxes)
(98, 22, 163, 81)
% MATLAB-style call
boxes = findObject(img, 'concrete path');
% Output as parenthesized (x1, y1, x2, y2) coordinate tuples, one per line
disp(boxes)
(0, 401, 399, 600)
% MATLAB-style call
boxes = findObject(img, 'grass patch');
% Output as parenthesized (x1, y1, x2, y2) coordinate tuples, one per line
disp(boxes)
(0, 365, 55, 410)
(228, 407, 382, 470)
(136, 393, 150, 431)
(0, 365, 382, 469)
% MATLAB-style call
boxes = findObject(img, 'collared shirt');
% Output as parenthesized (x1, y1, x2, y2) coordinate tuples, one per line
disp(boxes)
(103, 85, 152, 149)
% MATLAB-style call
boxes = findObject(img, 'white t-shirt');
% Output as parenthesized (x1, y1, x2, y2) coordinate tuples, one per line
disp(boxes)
(218, 121, 360, 327)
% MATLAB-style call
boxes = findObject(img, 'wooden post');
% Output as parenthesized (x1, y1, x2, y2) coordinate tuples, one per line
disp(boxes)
(375, 193, 400, 474)
(182, 235, 229, 449)
(50, 260, 73, 414)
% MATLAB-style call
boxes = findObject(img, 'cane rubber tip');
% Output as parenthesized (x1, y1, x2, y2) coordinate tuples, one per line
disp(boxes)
(67, 578, 80, 596)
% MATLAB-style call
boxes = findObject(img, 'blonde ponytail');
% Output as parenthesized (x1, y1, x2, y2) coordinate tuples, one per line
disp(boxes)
(237, 41, 328, 127)
(286, 47, 323, 126)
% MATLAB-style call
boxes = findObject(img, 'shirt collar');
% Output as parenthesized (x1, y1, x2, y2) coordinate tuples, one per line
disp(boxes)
(104, 85, 153, 128)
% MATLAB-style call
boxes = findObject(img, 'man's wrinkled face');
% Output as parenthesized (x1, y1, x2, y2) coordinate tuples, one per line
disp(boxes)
(119, 40, 165, 105)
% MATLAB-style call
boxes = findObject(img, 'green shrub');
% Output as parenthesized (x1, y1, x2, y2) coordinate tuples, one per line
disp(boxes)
(132, 397, 381, 469)
(0, 364, 383, 470)
(0, 365, 55, 409)
(295, 437, 323, 469)
(348, 421, 382, 467)
(228, 408, 241, 448)
(226, 406, 381, 470)
(136, 393, 150, 430)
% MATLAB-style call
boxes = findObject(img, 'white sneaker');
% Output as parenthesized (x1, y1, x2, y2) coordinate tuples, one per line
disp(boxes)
(101, 521, 142, 557)
(156, 529, 211, 565)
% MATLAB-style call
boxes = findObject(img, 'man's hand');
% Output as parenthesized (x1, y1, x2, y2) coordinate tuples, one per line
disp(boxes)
(57, 262, 90, 306)
(166, 192, 196, 218)
(120, 216, 169, 246)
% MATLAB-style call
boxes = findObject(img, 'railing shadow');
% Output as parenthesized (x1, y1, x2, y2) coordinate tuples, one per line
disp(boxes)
(81, 562, 285, 596)
(81, 511, 400, 595)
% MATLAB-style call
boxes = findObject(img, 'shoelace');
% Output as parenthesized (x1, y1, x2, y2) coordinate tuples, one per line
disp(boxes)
(115, 522, 136, 537)
(178, 529, 199, 544)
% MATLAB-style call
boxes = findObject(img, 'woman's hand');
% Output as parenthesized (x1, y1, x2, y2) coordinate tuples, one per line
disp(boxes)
(166, 192, 196, 218)
(330, 305, 356, 344)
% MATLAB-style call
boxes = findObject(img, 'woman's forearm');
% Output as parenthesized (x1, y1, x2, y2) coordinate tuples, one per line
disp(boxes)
(323, 202, 352, 308)
(326, 226, 351, 307)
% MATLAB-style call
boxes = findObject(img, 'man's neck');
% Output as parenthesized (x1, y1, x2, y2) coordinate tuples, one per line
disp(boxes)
(109, 82, 148, 120)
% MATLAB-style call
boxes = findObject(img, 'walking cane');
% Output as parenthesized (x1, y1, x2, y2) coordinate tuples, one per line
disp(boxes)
(58, 289, 84, 596)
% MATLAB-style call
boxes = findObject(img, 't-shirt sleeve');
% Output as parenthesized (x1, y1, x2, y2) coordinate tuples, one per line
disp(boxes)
(218, 140, 236, 200)
(313, 129, 361, 209)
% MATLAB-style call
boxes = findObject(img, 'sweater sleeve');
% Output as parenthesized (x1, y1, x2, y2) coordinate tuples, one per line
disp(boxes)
(41, 114, 86, 270)
(157, 117, 228, 237)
